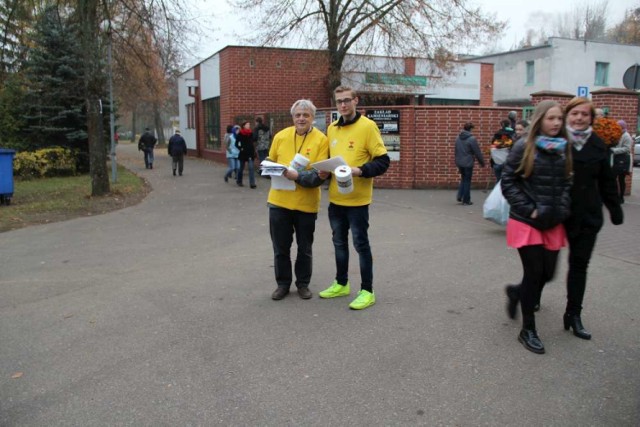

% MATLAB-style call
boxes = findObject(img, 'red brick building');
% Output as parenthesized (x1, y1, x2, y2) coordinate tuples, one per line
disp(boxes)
(178, 46, 637, 191)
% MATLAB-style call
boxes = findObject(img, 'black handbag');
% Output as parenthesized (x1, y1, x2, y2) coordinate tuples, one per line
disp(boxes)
(612, 153, 630, 174)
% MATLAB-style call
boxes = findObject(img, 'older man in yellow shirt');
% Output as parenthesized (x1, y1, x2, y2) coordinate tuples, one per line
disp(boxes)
(267, 99, 329, 301)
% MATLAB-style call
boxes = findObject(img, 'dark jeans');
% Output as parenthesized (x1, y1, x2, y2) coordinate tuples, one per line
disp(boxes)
(257, 149, 269, 163)
(171, 154, 184, 174)
(566, 230, 598, 315)
(269, 207, 317, 289)
(328, 203, 373, 292)
(616, 173, 626, 202)
(143, 148, 154, 168)
(237, 158, 255, 186)
(493, 164, 504, 182)
(456, 166, 473, 203)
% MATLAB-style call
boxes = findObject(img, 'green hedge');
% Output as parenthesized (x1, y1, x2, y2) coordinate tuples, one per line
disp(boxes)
(13, 147, 77, 179)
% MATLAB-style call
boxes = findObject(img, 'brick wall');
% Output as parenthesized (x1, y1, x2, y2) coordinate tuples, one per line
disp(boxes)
(592, 88, 638, 132)
(592, 88, 638, 196)
(531, 91, 574, 106)
(202, 47, 331, 162)
(479, 63, 494, 107)
(318, 105, 521, 189)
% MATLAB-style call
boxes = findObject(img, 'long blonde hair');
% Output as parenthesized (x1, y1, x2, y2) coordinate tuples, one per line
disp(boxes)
(516, 100, 572, 178)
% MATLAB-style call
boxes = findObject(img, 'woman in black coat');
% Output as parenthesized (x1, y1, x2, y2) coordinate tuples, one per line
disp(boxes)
(235, 121, 257, 188)
(501, 100, 572, 354)
(563, 97, 623, 340)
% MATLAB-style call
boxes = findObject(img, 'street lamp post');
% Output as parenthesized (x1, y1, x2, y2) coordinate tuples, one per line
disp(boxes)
(106, 26, 117, 183)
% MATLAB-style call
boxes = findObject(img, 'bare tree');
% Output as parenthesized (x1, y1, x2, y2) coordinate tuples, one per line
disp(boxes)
(515, 0, 610, 48)
(608, 5, 640, 44)
(579, 1, 608, 40)
(229, 0, 501, 93)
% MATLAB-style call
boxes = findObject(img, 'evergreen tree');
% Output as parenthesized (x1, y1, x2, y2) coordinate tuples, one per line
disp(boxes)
(0, 71, 26, 149)
(21, 5, 88, 155)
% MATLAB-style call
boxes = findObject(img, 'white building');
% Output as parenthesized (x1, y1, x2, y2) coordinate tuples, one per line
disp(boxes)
(471, 37, 640, 106)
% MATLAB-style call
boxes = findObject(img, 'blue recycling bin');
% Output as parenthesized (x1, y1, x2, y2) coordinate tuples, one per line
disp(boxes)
(0, 148, 16, 206)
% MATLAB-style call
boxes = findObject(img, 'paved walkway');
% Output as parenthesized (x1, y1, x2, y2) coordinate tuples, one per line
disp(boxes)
(1, 142, 639, 426)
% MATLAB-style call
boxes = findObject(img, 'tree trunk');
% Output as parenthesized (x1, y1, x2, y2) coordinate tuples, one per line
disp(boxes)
(88, 97, 109, 195)
(131, 107, 137, 141)
(79, 0, 109, 196)
(327, 49, 345, 99)
(154, 103, 165, 145)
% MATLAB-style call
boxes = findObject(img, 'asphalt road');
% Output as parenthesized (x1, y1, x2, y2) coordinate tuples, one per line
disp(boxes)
(1, 142, 639, 426)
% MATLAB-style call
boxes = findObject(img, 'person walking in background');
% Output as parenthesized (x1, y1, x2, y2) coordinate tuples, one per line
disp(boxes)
(563, 97, 623, 341)
(611, 120, 633, 203)
(501, 100, 572, 355)
(508, 111, 517, 129)
(253, 117, 272, 164)
(267, 100, 329, 301)
(138, 128, 157, 169)
(514, 119, 529, 141)
(455, 122, 485, 205)
(236, 121, 256, 188)
(317, 86, 390, 310)
(167, 129, 187, 176)
(490, 119, 515, 182)
(224, 125, 240, 183)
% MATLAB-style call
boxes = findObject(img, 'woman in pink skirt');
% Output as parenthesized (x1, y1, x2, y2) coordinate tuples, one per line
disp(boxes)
(501, 100, 573, 354)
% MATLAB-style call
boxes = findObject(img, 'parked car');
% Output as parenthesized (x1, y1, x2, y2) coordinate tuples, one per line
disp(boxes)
(635, 136, 640, 167)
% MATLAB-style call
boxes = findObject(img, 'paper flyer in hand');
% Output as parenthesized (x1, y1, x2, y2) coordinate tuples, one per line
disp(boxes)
(310, 156, 347, 173)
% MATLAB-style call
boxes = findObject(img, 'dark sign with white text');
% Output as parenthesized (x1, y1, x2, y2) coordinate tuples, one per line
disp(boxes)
(366, 109, 400, 134)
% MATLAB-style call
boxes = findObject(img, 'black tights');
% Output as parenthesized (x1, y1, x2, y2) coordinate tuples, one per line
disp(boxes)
(566, 231, 598, 315)
(517, 245, 559, 329)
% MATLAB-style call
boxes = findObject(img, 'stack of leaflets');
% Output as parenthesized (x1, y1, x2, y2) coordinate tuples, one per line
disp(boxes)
(260, 160, 288, 176)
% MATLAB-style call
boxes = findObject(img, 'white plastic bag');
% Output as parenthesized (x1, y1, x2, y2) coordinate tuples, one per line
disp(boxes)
(483, 181, 510, 226)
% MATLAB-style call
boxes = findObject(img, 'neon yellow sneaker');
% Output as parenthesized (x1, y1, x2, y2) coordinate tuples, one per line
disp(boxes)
(349, 290, 376, 310)
(318, 280, 350, 298)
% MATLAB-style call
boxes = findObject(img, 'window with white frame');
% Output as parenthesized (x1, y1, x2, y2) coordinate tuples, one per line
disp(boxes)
(525, 61, 534, 86)
(595, 62, 609, 86)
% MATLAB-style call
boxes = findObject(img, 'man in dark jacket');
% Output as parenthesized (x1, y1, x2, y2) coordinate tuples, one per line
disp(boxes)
(138, 128, 157, 169)
(253, 117, 272, 164)
(454, 122, 485, 205)
(168, 129, 187, 176)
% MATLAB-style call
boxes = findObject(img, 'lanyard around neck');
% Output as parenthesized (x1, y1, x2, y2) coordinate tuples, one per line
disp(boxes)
(294, 129, 311, 154)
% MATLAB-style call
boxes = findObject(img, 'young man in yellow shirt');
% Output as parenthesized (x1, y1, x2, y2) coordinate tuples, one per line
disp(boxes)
(317, 86, 390, 310)
(267, 100, 329, 300)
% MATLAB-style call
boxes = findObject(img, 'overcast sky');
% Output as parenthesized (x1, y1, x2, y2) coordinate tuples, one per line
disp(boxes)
(187, 0, 633, 63)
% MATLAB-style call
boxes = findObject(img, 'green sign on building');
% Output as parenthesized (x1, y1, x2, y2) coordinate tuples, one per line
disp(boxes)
(365, 73, 427, 86)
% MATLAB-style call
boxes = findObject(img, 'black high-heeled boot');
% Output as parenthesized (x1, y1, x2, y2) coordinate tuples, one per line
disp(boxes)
(563, 313, 591, 340)
(518, 329, 545, 354)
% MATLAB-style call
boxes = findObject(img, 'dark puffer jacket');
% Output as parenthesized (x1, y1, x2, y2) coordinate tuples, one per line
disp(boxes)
(501, 139, 572, 230)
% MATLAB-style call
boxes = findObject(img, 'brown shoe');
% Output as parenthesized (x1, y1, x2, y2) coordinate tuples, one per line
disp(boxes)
(271, 287, 289, 300)
(297, 287, 312, 299)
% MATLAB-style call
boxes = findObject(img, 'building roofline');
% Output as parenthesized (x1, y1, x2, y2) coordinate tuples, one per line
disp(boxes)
(469, 43, 551, 60)
(180, 44, 488, 76)
(469, 36, 640, 61)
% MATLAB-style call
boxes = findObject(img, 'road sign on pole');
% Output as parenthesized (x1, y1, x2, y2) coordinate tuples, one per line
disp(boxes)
(577, 86, 589, 97)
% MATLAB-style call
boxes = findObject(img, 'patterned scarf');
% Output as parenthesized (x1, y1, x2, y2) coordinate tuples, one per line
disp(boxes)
(535, 136, 567, 154)
(566, 125, 592, 151)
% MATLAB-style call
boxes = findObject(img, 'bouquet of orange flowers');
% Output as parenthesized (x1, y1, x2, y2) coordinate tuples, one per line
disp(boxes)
(592, 117, 622, 146)
(491, 134, 513, 149)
